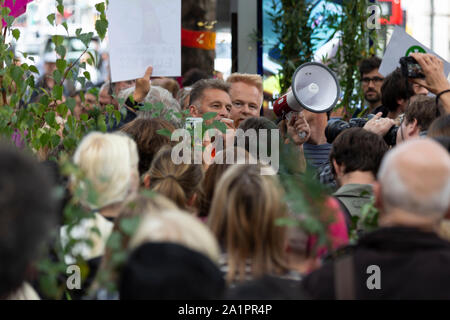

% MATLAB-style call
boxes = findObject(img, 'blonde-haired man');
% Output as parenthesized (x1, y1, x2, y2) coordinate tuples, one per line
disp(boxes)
(227, 73, 264, 127)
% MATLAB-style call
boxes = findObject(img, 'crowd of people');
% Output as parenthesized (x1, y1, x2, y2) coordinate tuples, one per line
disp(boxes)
(1, 49, 450, 300)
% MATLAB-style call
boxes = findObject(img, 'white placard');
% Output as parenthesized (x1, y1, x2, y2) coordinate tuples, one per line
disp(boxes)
(379, 26, 450, 77)
(108, 0, 181, 82)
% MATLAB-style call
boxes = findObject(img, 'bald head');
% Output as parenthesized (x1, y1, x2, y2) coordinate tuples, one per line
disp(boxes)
(378, 139, 450, 219)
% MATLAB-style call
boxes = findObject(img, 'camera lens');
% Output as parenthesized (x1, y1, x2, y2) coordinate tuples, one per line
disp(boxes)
(325, 119, 351, 144)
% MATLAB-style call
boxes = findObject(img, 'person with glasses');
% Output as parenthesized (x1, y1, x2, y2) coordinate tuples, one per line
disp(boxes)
(353, 57, 384, 118)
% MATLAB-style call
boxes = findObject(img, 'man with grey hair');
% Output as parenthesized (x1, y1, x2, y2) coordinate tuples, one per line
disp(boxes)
(302, 138, 450, 299)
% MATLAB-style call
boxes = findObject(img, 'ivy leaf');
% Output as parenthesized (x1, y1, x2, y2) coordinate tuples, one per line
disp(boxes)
(47, 13, 55, 26)
(12, 29, 20, 41)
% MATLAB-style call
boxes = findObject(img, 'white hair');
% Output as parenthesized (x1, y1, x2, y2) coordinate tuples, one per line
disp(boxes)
(129, 209, 220, 263)
(377, 139, 450, 218)
(118, 85, 182, 127)
(73, 132, 139, 210)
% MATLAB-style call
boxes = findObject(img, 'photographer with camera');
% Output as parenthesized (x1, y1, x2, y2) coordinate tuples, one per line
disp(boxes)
(409, 53, 450, 115)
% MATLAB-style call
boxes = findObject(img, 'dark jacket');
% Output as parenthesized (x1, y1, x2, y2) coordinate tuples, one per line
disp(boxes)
(302, 226, 450, 299)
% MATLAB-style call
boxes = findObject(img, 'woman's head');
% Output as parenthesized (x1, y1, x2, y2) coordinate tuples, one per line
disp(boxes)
(144, 146, 204, 212)
(120, 118, 175, 176)
(208, 164, 288, 282)
(72, 132, 139, 210)
(199, 147, 252, 218)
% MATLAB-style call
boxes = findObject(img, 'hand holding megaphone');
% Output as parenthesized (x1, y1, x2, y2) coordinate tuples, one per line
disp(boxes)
(285, 111, 311, 145)
(274, 62, 341, 118)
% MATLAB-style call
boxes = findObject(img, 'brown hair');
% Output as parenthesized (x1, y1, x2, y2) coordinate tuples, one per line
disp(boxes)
(120, 118, 176, 176)
(226, 73, 263, 95)
(198, 147, 252, 218)
(146, 146, 204, 211)
(208, 164, 289, 283)
(188, 79, 230, 106)
(404, 95, 441, 131)
(428, 115, 450, 138)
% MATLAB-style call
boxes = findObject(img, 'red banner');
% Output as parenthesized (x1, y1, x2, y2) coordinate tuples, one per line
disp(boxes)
(182, 28, 216, 50)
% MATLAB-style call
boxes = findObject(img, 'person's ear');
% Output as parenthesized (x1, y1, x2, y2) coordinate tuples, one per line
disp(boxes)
(143, 174, 151, 189)
(406, 119, 420, 138)
(373, 181, 384, 212)
(332, 159, 344, 177)
(189, 105, 200, 117)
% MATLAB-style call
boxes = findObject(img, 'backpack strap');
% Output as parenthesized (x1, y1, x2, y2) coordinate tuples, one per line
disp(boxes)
(333, 196, 352, 231)
(334, 254, 356, 300)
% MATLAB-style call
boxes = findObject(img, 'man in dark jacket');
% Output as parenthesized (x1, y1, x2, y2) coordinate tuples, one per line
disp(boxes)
(302, 138, 450, 299)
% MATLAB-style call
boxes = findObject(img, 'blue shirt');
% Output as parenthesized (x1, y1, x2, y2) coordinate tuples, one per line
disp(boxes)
(303, 143, 332, 168)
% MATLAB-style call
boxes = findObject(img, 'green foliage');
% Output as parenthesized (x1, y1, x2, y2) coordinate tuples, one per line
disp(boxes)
(0, 0, 114, 299)
(268, 0, 322, 93)
(324, 0, 381, 118)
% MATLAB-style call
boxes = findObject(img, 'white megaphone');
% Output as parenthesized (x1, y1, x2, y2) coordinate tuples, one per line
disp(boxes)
(273, 62, 341, 118)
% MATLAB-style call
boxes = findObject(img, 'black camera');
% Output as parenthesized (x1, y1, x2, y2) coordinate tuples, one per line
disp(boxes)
(400, 56, 425, 79)
(325, 115, 398, 146)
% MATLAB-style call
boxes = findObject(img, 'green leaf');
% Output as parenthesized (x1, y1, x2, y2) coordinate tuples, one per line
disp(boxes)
(45, 111, 56, 127)
(57, 4, 64, 16)
(95, 19, 108, 41)
(12, 29, 20, 41)
(56, 59, 67, 73)
(66, 97, 76, 112)
(52, 35, 64, 46)
(53, 70, 62, 85)
(40, 133, 50, 146)
(47, 13, 55, 26)
(95, 2, 106, 13)
(10, 66, 24, 83)
(212, 120, 227, 134)
(29, 65, 39, 74)
(157, 128, 172, 138)
(83, 71, 91, 81)
(79, 32, 93, 48)
(51, 134, 61, 148)
(56, 103, 68, 118)
(5, 16, 14, 27)
(56, 45, 66, 59)
(62, 22, 69, 34)
(75, 28, 82, 37)
(202, 112, 217, 121)
(53, 85, 63, 101)
(119, 217, 140, 236)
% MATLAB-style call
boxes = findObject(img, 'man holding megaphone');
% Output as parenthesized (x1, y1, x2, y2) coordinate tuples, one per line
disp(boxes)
(273, 62, 341, 169)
